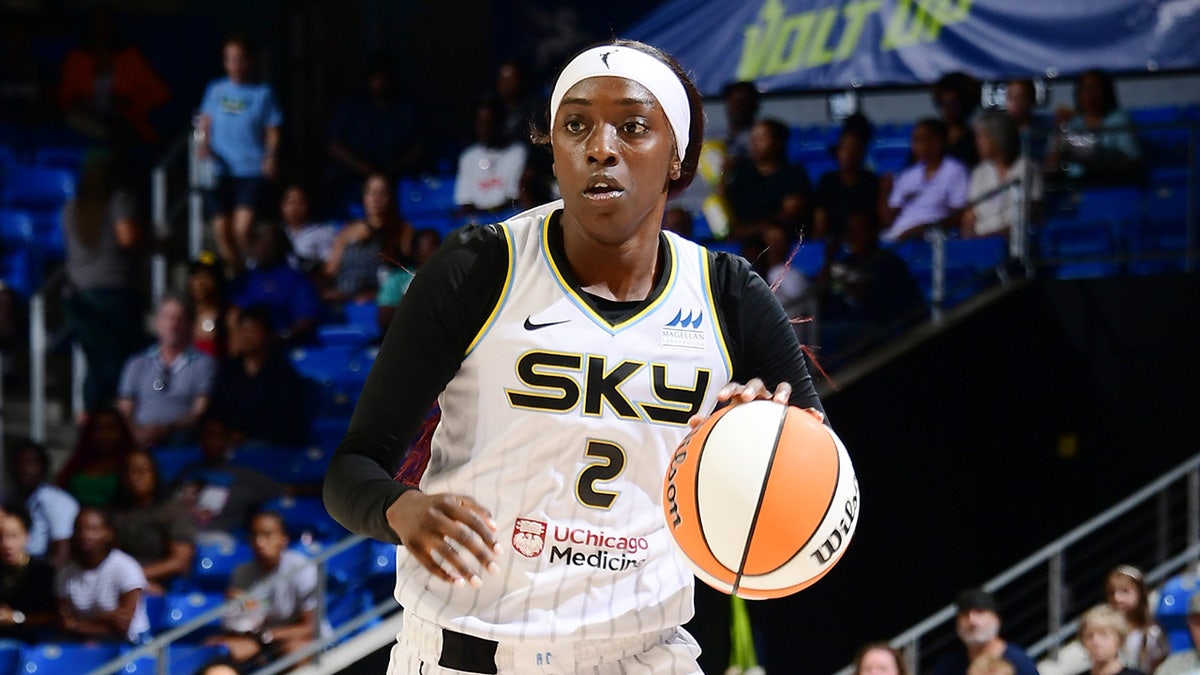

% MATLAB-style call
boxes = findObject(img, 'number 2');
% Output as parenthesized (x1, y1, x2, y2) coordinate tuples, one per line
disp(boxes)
(576, 440, 626, 509)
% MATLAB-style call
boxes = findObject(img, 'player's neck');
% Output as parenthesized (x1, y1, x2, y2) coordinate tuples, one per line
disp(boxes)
(561, 222, 662, 302)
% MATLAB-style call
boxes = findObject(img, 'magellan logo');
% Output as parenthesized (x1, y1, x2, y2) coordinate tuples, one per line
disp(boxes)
(736, 0, 972, 81)
(662, 308, 705, 350)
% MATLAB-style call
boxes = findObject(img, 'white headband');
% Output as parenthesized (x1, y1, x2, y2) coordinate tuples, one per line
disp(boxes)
(549, 45, 691, 162)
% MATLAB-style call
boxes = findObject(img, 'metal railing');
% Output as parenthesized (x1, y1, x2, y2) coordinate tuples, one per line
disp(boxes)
(834, 450, 1200, 675)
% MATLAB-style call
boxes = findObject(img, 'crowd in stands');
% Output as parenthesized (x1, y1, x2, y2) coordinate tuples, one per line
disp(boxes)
(0, 8, 1196, 674)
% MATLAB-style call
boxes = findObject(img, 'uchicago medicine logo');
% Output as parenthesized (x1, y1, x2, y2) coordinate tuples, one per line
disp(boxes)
(511, 518, 650, 571)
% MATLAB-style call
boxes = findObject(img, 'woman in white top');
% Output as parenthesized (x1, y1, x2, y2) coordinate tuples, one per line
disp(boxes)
(961, 109, 1043, 239)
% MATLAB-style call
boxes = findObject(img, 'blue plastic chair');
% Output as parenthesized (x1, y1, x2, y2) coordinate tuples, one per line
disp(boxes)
(1156, 573, 1198, 653)
(120, 644, 230, 675)
(192, 539, 254, 591)
(162, 589, 227, 635)
(0, 145, 17, 168)
(264, 495, 345, 541)
(367, 540, 398, 579)
(151, 446, 204, 485)
(945, 237, 1007, 272)
(1128, 105, 1182, 127)
(1070, 187, 1142, 224)
(1038, 218, 1119, 279)
(19, 643, 123, 674)
(308, 417, 350, 453)
(33, 146, 86, 170)
(0, 209, 33, 243)
(144, 592, 168, 634)
(292, 538, 366, 588)
(0, 248, 35, 298)
(0, 166, 75, 210)
(0, 642, 21, 675)
(285, 445, 332, 485)
(317, 324, 376, 348)
(869, 145, 911, 175)
(343, 300, 379, 334)
(400, 175, 457, 216)
(791, 241, 827, 278)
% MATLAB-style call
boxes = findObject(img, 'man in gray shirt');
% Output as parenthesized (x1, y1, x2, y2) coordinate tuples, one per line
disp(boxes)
(118, 295, 216, 448)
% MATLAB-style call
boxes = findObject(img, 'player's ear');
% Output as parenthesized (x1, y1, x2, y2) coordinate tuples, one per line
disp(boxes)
(669, 157, 681, 181)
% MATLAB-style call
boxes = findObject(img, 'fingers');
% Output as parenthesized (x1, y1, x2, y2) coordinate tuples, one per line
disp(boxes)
(771, 381, 792, 404)
(397, 493, 502, 587)
(718, 378, 789, 405)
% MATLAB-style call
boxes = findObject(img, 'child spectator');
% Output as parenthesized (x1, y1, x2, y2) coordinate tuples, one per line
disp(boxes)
(813, 124, 881, 249)
(454, 100, 529, 217)
(61, 149, 145, 413)
(208, 306, 312, 447)
(197, 35, 283, 273)
(882, 118, 969, 242)
(722, 118, 812, 241)
(279, 184, 338, 277)
(7, 440, 78, 567)
(852, 642, 909, 675)
(187, 253, 231, 359)
(0, 504, 57, 641)
(57, 407, 134, 507)
(1047, 69, 1142, 183)
(377, 229, 440, 334)
(932, 71, 981, 168)
(112, 451, 195, 595)
(117, 295, 217, 449)
(969, 655, 1016, 675)
(962, 110, 1043, 239)
(1074, 604, 1145, 675)
(231, 224, 321, 346)
(208, 511, 317, 667)
(325, 173, 413, 303)
(1106, 566, 1169, 673)
(56, 507, 150, 643)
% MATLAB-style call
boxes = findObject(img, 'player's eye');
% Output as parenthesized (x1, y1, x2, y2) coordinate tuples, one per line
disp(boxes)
(563, 119, 586, 134)
(620, 120, 649, 135)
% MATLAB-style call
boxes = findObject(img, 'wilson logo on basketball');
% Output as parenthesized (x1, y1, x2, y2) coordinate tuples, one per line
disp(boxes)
(512, 518, 547, 558)
(661, 308, 705, 349)
(664, 444, 689, 529)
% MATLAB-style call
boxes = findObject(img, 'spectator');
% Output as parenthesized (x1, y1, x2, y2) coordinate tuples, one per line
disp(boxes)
(326, 54, 423, 204)
(852, 642, 909, 675)
(962, 110, 1043, 239)
(208, 306, 312, 447)
(0, 503, 57, 641)
(112, 450, 195, 595)
(1047, 69, 1142, 183)
(279, 184, 338, 278)
(1075, 604, 1146, 675)
(117, 295, 217, 449)
(720, 80, 762, 163)
(970, 655, 1017, 675)
(325, 174, 413, 303)
(187, 253, 230, 359)
(932, 71, 981, 168)
(818, 209, 925, 358)
(57, 8, 169, 146)
(377, 228, 440, 333)
(756, 221, 814, 344)
(813, 124, 881, 248)
(56, 407, 134, 507)
(881, 118, 969, 242)
(56, 506, 150, 643)
(173, 417, 285, 535)
(493, 58, 542, 146)
(930, 588, 1040, 675)
(7, 440, 79, 567)
(1155, 592, 1200, 675)
(1005, 79, 1051, 161)
(197, 35, 283, 273)
(231, 224, 321, 345)
(208, 511, 317, 666)
(454, 100, 529, 217)
(1106, 566, 1169, 673)
(722, 118, 812, 241)
(62, 149, 145, 413)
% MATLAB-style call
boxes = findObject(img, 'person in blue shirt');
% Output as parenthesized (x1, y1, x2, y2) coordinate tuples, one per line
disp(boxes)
(197, 36, 283, 273)
(931, 588, 1041, 675)
(230, 224, 320, 347)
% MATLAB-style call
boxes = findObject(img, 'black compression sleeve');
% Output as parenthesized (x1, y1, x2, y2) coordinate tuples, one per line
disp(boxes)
(322, 224, 509, 543)
(710, 251, 826, 416)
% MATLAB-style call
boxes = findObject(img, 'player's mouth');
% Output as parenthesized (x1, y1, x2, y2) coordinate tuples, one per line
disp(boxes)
(582, 175, 625, 201)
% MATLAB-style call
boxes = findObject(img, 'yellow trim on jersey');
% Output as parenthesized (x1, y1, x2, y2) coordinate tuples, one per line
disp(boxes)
(465, 224, 515, 356)
(541, 213, 679, 334)
(700, 245, 734, 378)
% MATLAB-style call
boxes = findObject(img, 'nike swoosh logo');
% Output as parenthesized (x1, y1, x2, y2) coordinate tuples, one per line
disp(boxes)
(523, 317, 571, 331)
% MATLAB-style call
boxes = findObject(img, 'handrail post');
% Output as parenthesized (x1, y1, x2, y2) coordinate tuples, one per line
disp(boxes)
(29, 292, 46, 443)
(928, 227, 946, 325)
(188, 116, 207, 260)
(1188, 467, 1200, 567)
(315, 556, 329, 667)
(1048, 551, 1065, 659)
(902, 639, 919, 675)
(151, 162, 169, 308)
(1157, 490, 1171, 567)
(71, 343, 85, 421)
(156, 639, 168, 675)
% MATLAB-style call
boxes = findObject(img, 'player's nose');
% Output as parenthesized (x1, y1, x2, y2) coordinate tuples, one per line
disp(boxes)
(586, 125, 619, 167)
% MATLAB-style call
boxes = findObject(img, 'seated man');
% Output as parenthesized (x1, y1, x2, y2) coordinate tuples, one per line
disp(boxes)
(930, 588, 1040, 675)
(208, 511, 317, 666)
(56, 507, 150, 643)
(454, 99, 529, 218)
(230, 223, 321, 346)
(881, 118, 969, 242)
(721, 118, 811, 241)
(118, 294, 216, 449)
(173, 417, 285, 535)
(208, 306, 312, 447)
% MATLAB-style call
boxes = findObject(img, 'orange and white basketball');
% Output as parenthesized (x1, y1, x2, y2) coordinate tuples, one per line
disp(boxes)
(663, 400, 859, 599)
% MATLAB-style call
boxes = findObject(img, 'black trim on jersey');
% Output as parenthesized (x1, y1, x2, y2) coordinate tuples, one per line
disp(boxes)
(323, 214, 827, 545)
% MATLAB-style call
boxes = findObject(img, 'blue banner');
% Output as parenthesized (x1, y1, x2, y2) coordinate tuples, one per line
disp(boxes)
(624, 0, 1200, 95)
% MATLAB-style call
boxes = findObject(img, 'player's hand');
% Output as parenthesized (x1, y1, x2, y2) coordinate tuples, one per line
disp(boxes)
(386, 490, 502, 587)
(686, 378, 823, 429)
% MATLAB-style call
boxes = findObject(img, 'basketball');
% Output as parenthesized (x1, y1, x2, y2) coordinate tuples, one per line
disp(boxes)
(663, 400, 859, 599)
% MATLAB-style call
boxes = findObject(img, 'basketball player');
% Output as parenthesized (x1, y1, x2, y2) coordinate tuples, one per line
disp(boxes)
(323, 40, 826, 674)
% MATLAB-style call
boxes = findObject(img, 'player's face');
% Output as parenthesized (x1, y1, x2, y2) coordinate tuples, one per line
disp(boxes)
(552, 76, 678, 246)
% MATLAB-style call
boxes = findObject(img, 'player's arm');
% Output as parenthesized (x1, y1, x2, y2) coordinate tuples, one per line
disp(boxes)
(322, 223, 508, 583)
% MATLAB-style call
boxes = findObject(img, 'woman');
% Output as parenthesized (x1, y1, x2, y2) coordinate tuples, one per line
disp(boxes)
(324, 173, 413, 302)
(961, 110, 1043, 239)
(1047, 69, 1141, 181)
(1073, 604, 1145, 675)
(812, 125, 881, 248)
(279, 183, 338, 278)
(56, 406, 135, 507)
(187, 253, 230, 358)
(61, 150, 144, 414)
(0, 504, 57, 641)
(323, 40, 826, 675)
(112, 450, 196, 595)
(853, 642, 909, 675)
(56, 506, 150, 642)
(6, 440, 79, 567)
(1105, 566, 1168, 673)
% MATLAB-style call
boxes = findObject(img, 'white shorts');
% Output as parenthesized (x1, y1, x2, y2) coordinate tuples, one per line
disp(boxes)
(386, 613, 702, 675)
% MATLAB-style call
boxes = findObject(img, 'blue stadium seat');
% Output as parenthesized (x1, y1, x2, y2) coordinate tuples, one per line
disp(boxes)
(399, 175, 457, 216)
(145, 592, 168, 634)
(0, 642, 20, 675)
(33, 146, 86, 170)
(285, 445, 332, 485)
(1128, 105, 1182, 127)
(1069, 187, 1142, 224)
(791, 241, 827, 278)
(0, 166, 75, 210)
(162, 590, 227, 634)
(801, 158, 838, 182)
(1038, 218, 1119, 279)
(869, 144, 910, 175)
(324, 585, 375, 635)
(192, 539, 254, 591)
(343, 300, 379, 334)
(946, 236, 1008, 272)
(0, 209, 33, 244)
(367, 540, 397, 580)
(20, 643, 123, 674)
(119, 644, 231, 675)
(228, 443, 329, 486)
(152, 445, 204, 485)
(1, 248, 35, 297)
(0, 145, 17, 168)
(317, 324, 376, 348)
(1156, 573, 1198, 653)
(290, 345, 376, 417)
(291, 538, 367, 588)
(263, 495, 345, 541)
(308, 417, 350, 453)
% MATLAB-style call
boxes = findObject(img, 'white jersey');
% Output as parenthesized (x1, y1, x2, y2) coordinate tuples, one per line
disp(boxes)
(394, 202, 733, 643)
